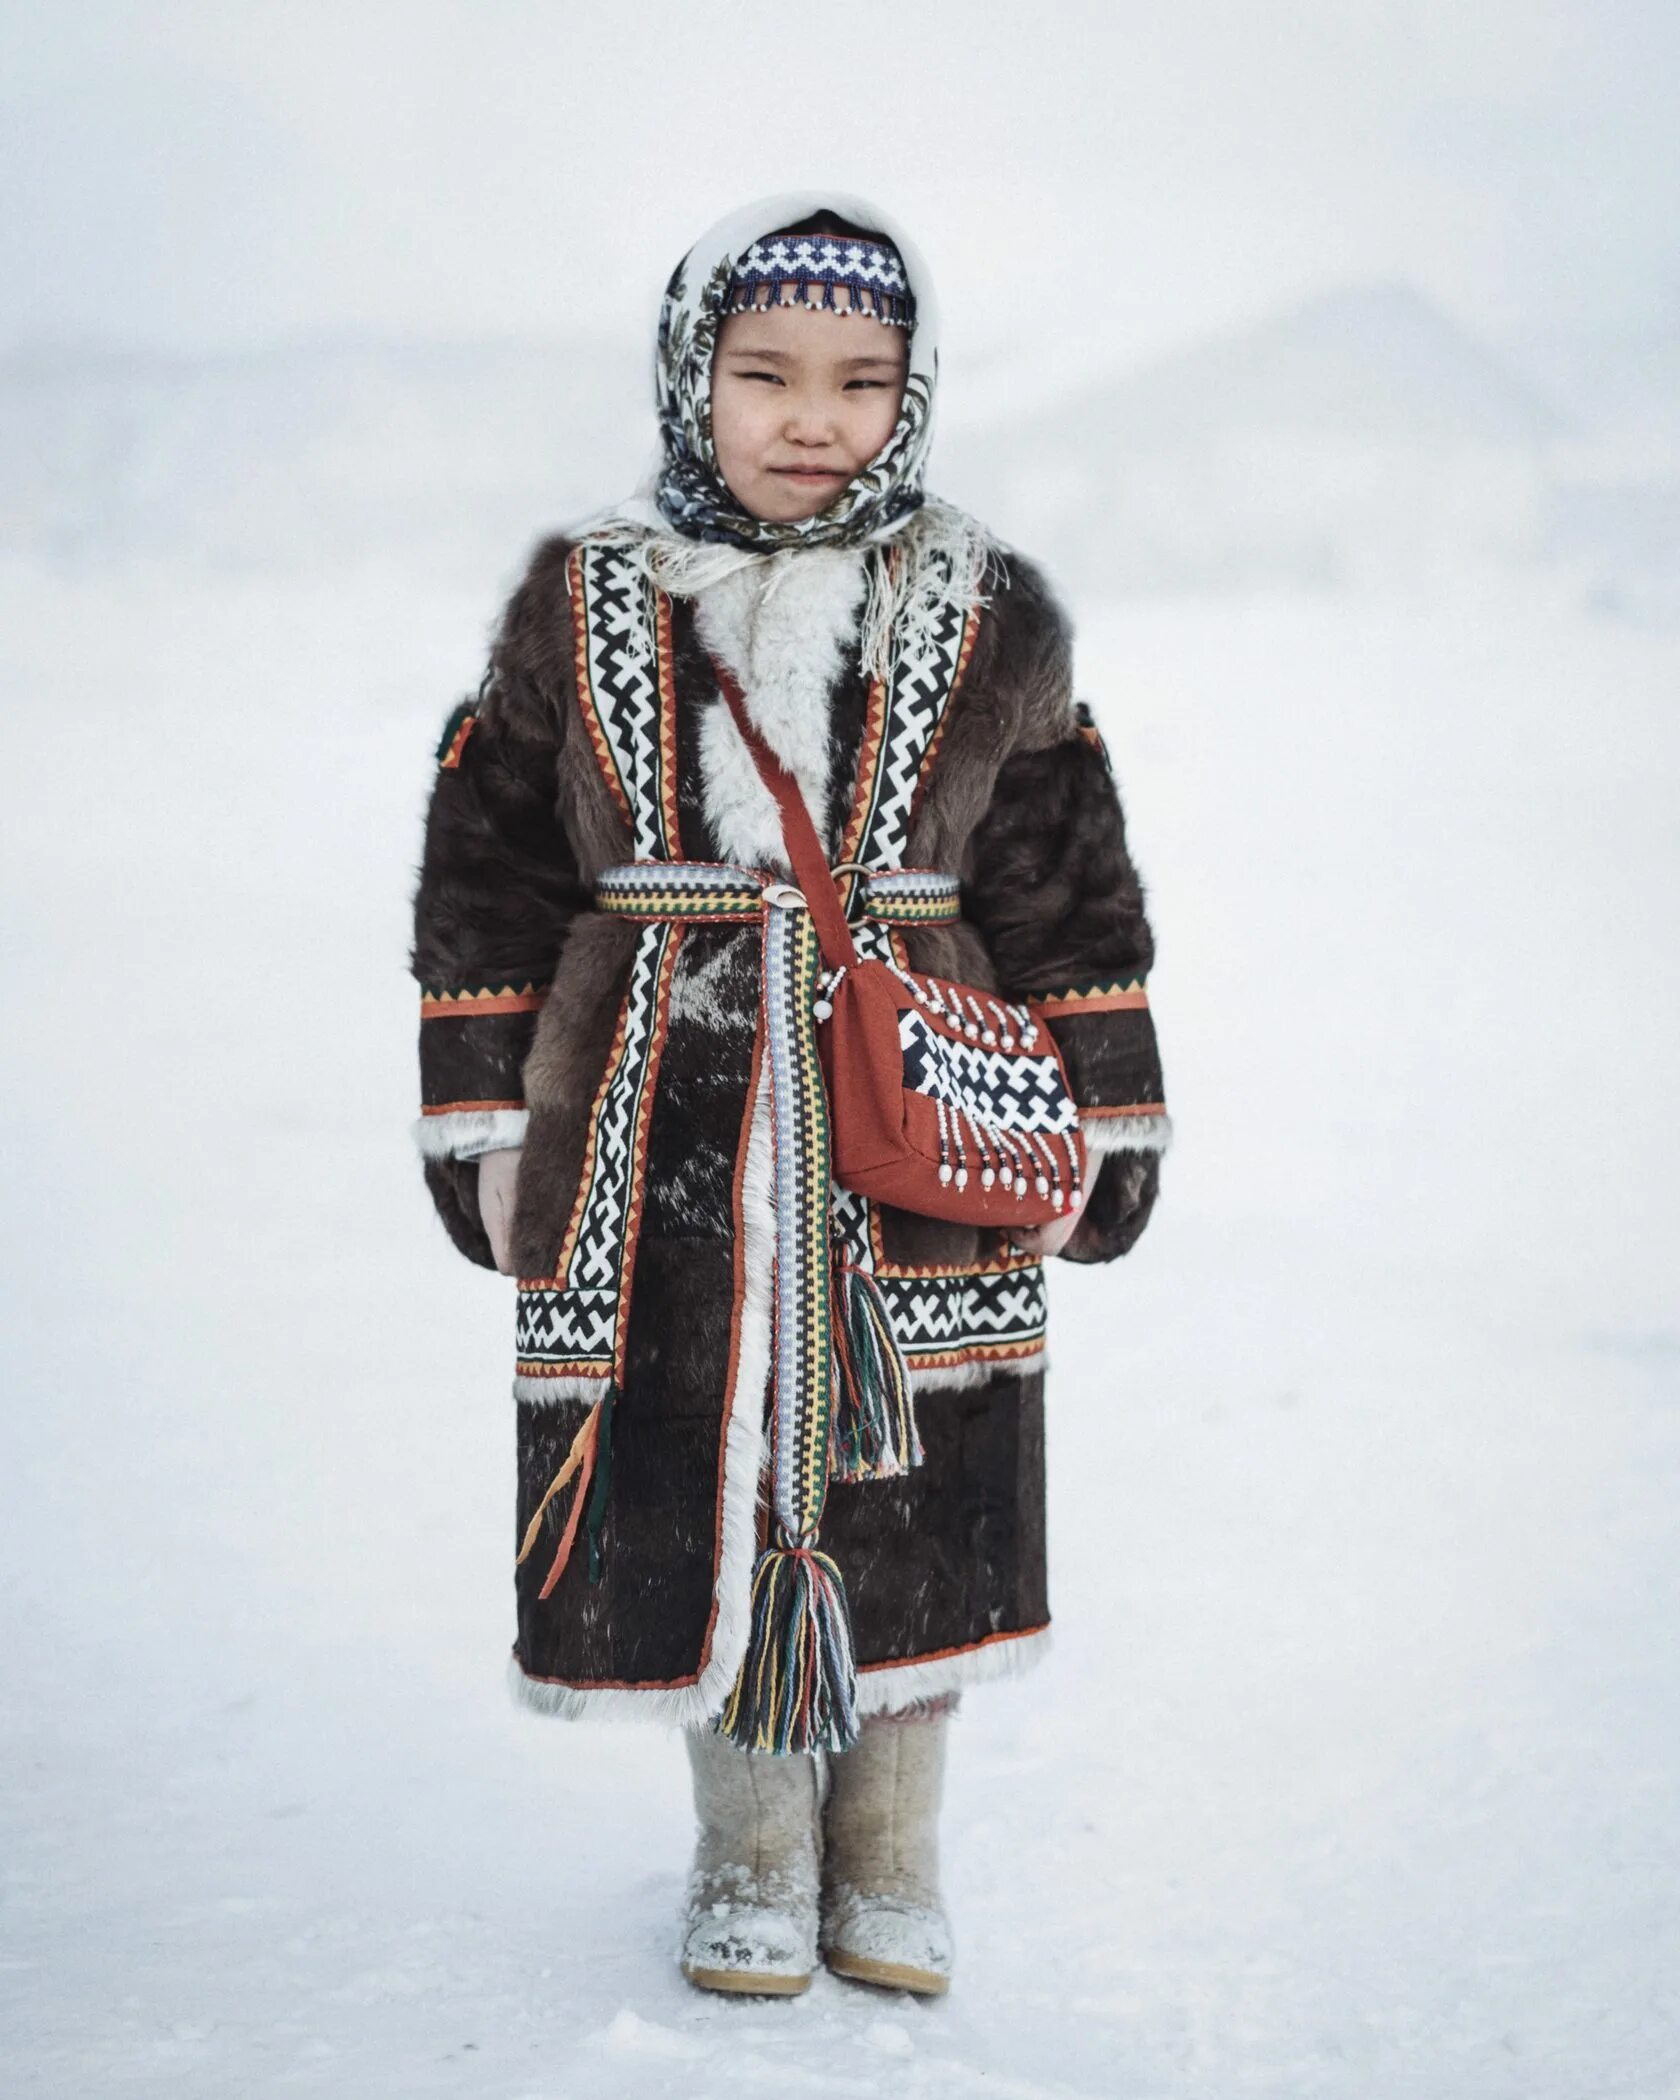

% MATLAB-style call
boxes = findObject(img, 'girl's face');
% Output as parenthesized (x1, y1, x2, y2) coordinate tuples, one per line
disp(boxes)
(711, 296, 909, 523)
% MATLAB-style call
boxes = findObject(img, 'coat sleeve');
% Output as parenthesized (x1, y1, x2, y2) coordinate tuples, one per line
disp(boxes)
(960, 582, 1169, 1265)
(408, 574, 587, 1266)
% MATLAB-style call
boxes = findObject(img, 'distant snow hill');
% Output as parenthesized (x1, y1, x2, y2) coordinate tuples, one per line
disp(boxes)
(937, 283, 1579, 594)
(0, 286, 1673, 616)
(0, 334, 654, 573)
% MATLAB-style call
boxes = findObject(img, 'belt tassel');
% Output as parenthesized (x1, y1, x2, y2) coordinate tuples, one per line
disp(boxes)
(831, 1257, 921, 1482)
(718, 1540, 859, 1755)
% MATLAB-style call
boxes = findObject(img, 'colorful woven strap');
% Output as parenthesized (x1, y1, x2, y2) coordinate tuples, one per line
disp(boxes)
(593, 861, 959, 927)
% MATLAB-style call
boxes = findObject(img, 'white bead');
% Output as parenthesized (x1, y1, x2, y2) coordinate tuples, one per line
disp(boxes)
(813, 998, 832, 1021)
(981, 1168, 995, 1189)
(982, 1030, 997, 1046)
(1051, 1189, 1064, 1209)
(1035, 1175, 1049, 1196)
(955, 1168, 968, 1189)
(999, 1166, 1014, 1187)
(938, 1162, 954, 1185)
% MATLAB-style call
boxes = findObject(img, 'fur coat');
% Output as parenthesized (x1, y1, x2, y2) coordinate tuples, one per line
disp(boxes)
(409, 523, 1168, 1724)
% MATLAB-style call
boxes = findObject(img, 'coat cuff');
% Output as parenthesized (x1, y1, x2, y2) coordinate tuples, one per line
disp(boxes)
(1082, 1105, 1173, 1156)
(416, 971, 549, 1157)
(413, 1105, 530, 1162)
(1024, 973, 1166, 1133)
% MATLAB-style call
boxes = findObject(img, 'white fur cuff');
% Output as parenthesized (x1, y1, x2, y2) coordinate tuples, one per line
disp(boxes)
(1082, 1110, 1173, 1157)
(412, 1107, 530, 1162)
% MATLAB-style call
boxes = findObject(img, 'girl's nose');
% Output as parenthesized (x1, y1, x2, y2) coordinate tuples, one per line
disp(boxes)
(782, 398, 840, 445)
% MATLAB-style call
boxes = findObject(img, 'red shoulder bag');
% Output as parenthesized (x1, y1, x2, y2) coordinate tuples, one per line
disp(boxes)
(712, 658, 1087, 1228)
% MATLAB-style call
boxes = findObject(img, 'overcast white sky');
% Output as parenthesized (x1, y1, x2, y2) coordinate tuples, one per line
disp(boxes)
(3, 0, 1676, 368)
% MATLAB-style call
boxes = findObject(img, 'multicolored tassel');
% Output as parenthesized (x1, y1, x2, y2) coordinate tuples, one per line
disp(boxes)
(831, 1258, 922, 1482)
(717, 1541, 860, 1754)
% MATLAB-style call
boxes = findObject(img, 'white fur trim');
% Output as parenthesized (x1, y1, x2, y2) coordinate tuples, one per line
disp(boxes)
(909, 1349, 1045, 1395)
(412, 1107, 529, 1161)
(1082, 1110, 1173, 1157)
(692, 548, 867, 869)
(854, 1625, 1053, 1717)
(506, 1046, 774, 1728)
(512, 1371, 609, 1406)
(507, 1649, 713, 1727)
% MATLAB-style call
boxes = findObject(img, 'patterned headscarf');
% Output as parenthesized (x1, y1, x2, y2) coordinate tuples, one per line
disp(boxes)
(647, 190, 943, 553)
(580, 190, 993, 684)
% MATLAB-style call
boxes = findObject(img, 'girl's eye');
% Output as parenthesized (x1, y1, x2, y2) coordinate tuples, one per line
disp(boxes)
(845, 378, 889, 390)
(737, 369, 783, 384)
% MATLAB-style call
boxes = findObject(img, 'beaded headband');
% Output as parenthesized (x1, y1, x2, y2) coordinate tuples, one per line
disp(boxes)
(725, 230, 915, 328)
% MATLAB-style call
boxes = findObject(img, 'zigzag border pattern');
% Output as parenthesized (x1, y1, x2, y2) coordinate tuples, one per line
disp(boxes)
(569, 544, 681, 859)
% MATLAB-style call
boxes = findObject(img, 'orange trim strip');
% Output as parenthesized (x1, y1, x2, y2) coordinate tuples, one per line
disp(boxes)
(1032, 987, 1149, 1015)
(838, 664, 891, 869)
(421, 1098, 523, 1116)
(420, 989, 547, 1019)
(1082, 1101, 1168, 1119)
(439, 715, 477, 769)
(904, 1338, 1044, 1370)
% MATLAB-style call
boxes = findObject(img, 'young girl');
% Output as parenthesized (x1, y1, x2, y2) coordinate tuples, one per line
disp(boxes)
(410, 191, 1168, 1998)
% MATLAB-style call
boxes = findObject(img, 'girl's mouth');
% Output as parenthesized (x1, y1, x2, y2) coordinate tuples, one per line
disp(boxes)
(772, 466, 847, 480)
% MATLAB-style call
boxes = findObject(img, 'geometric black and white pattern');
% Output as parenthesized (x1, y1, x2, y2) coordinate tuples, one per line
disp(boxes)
(876, 1263, 1048, 1359)
(575, 544, 678, 861)
(849, 549, 971, 874)
(517, 552, 681, 1381)
(897, 1008, 1080, 1134)
(516, 919, 677, 1374)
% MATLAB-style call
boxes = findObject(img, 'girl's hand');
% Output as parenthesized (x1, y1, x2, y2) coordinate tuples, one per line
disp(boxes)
(1006, 1208, 1081, 1259)
(477, 1145, 524, 1274)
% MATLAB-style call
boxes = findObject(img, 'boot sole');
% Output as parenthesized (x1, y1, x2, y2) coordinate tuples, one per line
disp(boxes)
(824, 1949, 951, 1996)
(682, 1962, 813, 1997)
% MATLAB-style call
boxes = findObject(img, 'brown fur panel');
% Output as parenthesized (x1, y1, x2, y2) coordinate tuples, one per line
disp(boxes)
(959, 734, 1155, 993)
(486, 533, 582, 723)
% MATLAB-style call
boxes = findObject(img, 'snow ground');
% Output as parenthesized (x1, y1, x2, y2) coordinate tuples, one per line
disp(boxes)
(3, 553, 1678, 2097)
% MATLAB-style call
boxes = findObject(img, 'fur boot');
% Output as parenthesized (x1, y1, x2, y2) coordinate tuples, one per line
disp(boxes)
(679, 1726, 821, 1995)
(819, 1706, 954, 1995)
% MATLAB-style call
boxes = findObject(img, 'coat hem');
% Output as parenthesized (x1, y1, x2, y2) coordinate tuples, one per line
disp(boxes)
(855, 1623, 1052, 1714)
(505, 1623, 1052, 1729)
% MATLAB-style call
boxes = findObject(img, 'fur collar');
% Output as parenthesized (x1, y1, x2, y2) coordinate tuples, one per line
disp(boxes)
(692, 547, 868, 869)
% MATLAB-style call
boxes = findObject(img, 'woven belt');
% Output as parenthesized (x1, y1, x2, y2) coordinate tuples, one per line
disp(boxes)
(590, 857, 959, 1754)
(593, 860, 960, 926)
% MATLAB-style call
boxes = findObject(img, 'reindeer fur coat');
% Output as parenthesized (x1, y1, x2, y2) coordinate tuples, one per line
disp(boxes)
(409, 522, 1168, 1725)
